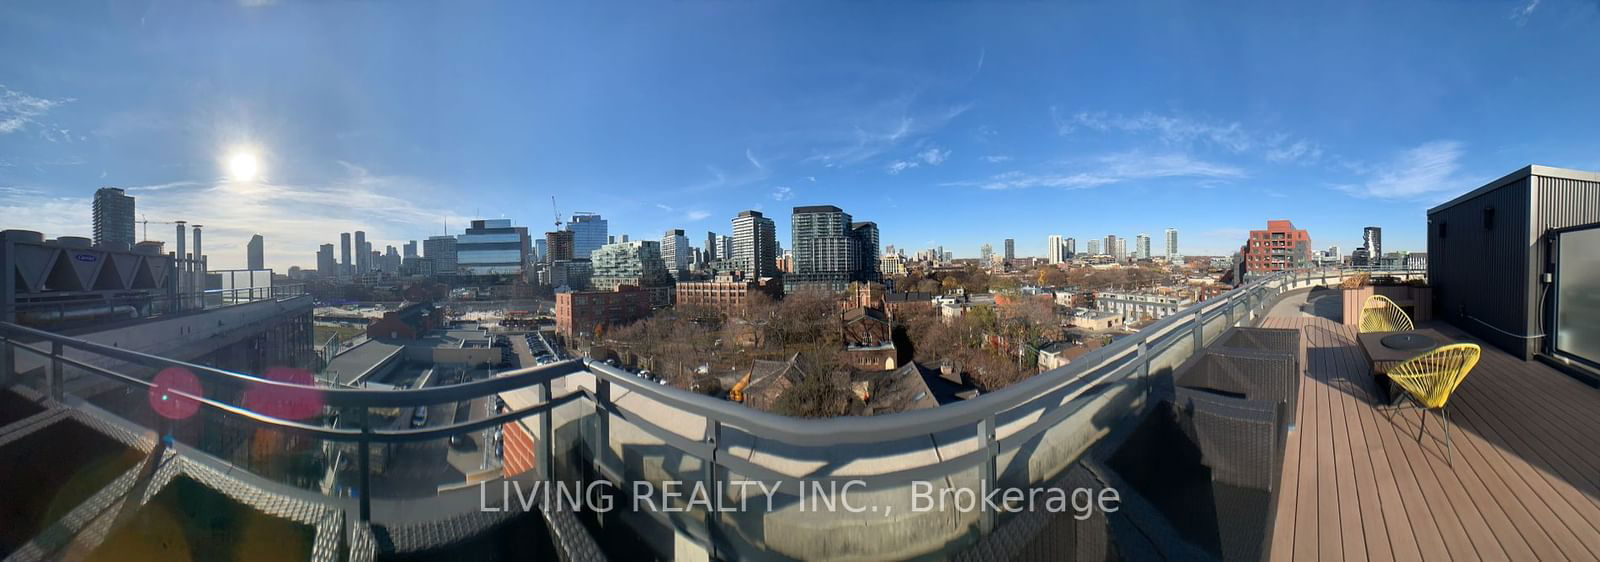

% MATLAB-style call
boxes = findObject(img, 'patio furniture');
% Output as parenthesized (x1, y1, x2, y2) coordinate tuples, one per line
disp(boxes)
(1387, 343, 1481, 467)
(1215, 326, 1301, 357)
(1359, 295, 1414, 333)
(1174, 348, 1300, 429)
(1171, 386, 1284, 562)
(1356, 329, 1449, 404)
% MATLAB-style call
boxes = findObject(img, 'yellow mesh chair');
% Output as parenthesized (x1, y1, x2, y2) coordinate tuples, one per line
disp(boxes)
(1386, 343, 1481, 466)
(1359, 294, 1415, 333)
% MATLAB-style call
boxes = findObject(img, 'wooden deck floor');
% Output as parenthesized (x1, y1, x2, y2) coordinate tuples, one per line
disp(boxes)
(1263, 311, 1600, 562)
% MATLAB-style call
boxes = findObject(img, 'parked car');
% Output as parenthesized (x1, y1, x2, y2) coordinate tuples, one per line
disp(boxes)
(411, 407, 428, 428)
(448, 434, 472, 449)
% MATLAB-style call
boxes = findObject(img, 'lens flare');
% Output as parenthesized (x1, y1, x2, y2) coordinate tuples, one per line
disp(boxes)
(149, 367, 202, 420)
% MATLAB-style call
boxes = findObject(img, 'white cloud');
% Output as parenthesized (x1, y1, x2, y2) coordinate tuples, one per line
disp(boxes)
(1335, 140, 1465, 199)
(886, 160, 918, 175)
(0, 85, 72, 137)
(685, 210, 711, 221)
(803, 99, 972, 168)
(982, 155, 1013, 163)
(1054, 109, 1322, 164)
(125, 180, 205, 192)
(684, 152, 770, 192)
(1265, 139, 1323, 163)
(1512, 0, 1540, 24)
(944, 151, 1245, 191)
(918, 146, 950, 166)
(655, 203, 675, 212)
(771, 186, 793, 201)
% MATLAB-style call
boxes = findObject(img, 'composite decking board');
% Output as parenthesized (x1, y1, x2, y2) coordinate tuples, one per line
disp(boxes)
(1314, 321, 1346, 562)
(1324, 319, 1392, 562)
(1446, 386, 1598, 561)
(1450, 349, 1600, 499)
(1393, 375, 1538, 561)
(1262, 308, 1600, 562)
(1290, 316, 1326, 562)
(1413, 369, 1572, 561)
(1344, 339, 1422, 562)
(1319, 321, 1370, 562)
(1449, 349, 1600, 485)
(1265, 316, 1307, 562)
(1422, 330, 1600, 561)
(1446, 360, 1600, 518)
(1445, 369, 1600, 552)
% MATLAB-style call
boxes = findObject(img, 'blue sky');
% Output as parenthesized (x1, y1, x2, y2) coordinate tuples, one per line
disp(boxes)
(3, 0, 1598, 270)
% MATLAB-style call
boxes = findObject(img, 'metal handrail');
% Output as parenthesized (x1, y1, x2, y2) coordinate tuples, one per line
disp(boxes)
(2, 334, 587, 441)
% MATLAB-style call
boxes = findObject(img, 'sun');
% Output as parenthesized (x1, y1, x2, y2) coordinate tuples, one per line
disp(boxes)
(227, 151, 261, 182)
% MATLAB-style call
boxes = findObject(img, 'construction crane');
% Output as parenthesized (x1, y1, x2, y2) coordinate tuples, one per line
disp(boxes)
(551, 196, 563, 230)
(137, 214, 181, 242)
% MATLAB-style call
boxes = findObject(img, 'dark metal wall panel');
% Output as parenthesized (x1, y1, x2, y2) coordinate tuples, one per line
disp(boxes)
(1534, 176, 1600, 230)
(1428, 176, 1532, 358)
(1532, 175, 1600, 357)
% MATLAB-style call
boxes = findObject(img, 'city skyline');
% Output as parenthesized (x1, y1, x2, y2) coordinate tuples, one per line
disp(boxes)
(5, 1, 1600, 270)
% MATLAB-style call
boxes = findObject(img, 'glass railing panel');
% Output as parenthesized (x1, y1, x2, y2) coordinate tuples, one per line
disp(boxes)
(708, 425, 985, 561)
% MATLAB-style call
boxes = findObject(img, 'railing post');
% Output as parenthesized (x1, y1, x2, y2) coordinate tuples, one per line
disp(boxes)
(0, 339, 12, 388)
(357, 408, 372, 523)
(1225, 295, 1236, 327)
(538, 380, 553, 482)
(49, 341, 63, 402)
(1137, 341, 1151, 403)
(977, 415, 998, 534)
(702, 418, 722, 558)
(1192, 309, 1205, 351)
(592, 378, 610, 481)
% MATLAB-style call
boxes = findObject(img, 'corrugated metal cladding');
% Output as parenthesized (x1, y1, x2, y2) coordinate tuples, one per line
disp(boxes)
(1535, 176, 1600, 232)
(1429, 176, 1532, 358)
(1429, 169, 1600, 361)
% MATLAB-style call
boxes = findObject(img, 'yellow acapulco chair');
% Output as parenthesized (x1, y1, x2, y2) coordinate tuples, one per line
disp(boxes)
(1386, 343, 1481, 466)
(1360, 294, 1415, 333)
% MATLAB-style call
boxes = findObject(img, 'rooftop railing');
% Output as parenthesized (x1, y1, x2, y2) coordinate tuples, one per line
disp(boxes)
(0, 267, 1423, 560)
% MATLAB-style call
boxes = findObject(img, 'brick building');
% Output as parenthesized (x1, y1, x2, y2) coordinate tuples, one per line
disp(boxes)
(555, 286, 651, 339)
(674, 277, 781, 317)
(1240, 219, 1313, 277)
(365, 301, 443, 341)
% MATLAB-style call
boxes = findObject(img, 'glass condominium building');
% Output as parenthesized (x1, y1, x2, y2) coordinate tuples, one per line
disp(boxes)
(567, 213, 608, 259)
(457, 219, 531, 276)
(589, 240, 670, 290)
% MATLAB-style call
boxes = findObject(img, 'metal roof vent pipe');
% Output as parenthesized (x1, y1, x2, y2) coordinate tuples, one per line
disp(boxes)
(175, 221, 187, 267)
(192, 224, 205, 309)
(175, 221, 187, 305)
(192, 224, 203, 268)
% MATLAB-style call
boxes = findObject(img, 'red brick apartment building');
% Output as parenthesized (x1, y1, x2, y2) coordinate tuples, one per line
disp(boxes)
(555, 285, 650, 339)
(675, 277, 781, 317)
(1241, 220, 1313, 275)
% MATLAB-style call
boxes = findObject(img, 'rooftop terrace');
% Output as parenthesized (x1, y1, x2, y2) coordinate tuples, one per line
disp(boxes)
(1263, 290, 1600, 562)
